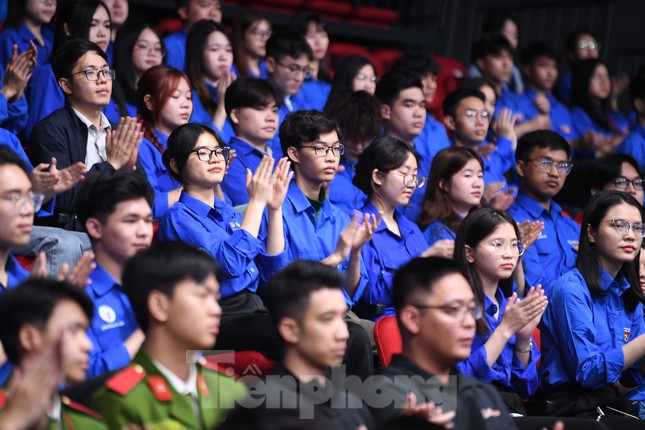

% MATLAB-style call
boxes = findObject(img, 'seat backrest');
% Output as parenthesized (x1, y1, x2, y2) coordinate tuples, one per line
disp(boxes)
(373, 315, 402, 369)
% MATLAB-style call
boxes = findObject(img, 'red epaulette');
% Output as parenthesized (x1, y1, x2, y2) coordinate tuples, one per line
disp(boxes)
(61, 396, 104, 420)
(147, 376, 173, 402)
(199, 357, 237, 378)
(105, 364, 146, 396)
(0, 390, 5, 409)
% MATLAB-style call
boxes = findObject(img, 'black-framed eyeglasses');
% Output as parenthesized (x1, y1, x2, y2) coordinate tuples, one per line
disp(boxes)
(388, 172, 427, 189)
(463, 109, 491, 123)
(1, 191, 45, 214)
(530, 157, 573, 175)
(612, 177, 644, 191)
(278, 62, 313, 76)
(300, 144, 345, 157)
(191, 147, 230, 162)
(74, 68, 116, 81)
(602, 219, 645, 238)
(412, 302, 483, 320)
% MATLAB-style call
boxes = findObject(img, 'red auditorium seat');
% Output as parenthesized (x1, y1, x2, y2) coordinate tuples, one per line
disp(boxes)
(370, 48, 402, 76)
(350, 5, 399, 27)
(307, 0, 353, 19)
(373, 315, 402, 369)
(157, 17, 182, 38)
(429, 55, 466, 121)
(206, 351, 275, 378)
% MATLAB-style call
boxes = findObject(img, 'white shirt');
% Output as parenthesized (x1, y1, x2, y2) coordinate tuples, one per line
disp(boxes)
(72, 107, 110, 169)
(152, 359, 199, 415)
(46, 393, 62, 429)
(283, 95, 293, 112)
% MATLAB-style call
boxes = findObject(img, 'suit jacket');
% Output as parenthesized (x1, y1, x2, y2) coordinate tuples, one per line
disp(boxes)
(90, 349, 247, 430)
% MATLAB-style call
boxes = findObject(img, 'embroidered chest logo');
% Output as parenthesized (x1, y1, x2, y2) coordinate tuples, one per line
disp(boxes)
(568, 240, 579, 251)
(624, 328, 631, 342)
(98, 305, 117, 323)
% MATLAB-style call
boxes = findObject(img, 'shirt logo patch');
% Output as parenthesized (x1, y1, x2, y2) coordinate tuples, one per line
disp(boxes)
(560, 125, 571, 134)
(98, 305, 117, 323)
(625, 328, 631, 342)
(568, 240, 579, 251)
(481, 408, 502, 419)
(229, 221, 240, 230)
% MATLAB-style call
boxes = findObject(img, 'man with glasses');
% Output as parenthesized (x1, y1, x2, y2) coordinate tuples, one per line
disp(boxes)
(509, 130, 579, 295)
(272, 109, 376, 380)
(443, 87, 517, 211)
(29, 39, 144, 230)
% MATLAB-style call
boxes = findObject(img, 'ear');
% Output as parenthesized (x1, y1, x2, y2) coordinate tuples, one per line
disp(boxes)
(634, 98, 645, 115)
(380, 104, 391, 120)
(85, 217, 103, 241)
(230, 108, 240, 125)
(58, 77, 73, 96)
(265, 57, 276, 74)
(277, 318, 300, 345)
(587, 223, 596, 244)
(475, 58, 486, 73)
(465, 245, 475, 263)
(18, 324, 42, 355)
(371, 168, 382, 186)
(143, 94, 154, 112)
(515, 160, 525, 177)
(399, 306, 421, 336)
(438, 179, 447, 193)
(443, 115, 456, 132)
(63, 22, 71, 37)
(287, 146, 300, 164)
(169, 158, 180, 176)
(590, 187, 598, 197)
(177, 6, 188, 21)
(148, 290, 170, 324)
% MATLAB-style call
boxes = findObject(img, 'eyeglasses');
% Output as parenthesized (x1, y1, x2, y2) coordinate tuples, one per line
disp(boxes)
(388, 172, 427, 188)
(488, 239, 526, 257)
(250, 29, 272, 40)
(191, 146, 230, 162)
(1, 192, 45, 214)
(463, 109, 491, 123)
(74, 68, 116, 81)
(530, 157, 573, 175)
(591, 73, 611, 83)
(578, 40, 600, 51)
(612, 177, 644, 191)
(277, 62, 313, 77)
(300, 144, 345, 157)
(602, 219, 645, 238)
(134, 41, 165, 58)
(413, 302, 483, 321)
(355, 73, 377, 83)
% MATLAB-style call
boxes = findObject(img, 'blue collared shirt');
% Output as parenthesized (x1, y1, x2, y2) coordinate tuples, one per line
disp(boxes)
(138, 129, 181, 218)
(399, 147, 433, 223)
(163, 29, 188, 71)
(298, 79, 331, 111)
(508, 193, 580, 295)
(495, 87, 526, 123)
(0, 67, 27, 134)
(617, 124, 645, 171)
(328, 158, 366, 217)
(277, 181, 368, 305)
(457, 288, 540, 398)
(422, 219, 457, 247)
(221, 136, 272, 207)
(0, 254, 29, 385)
(0, 24, 54, 68)
(571, 105, 630, 143)
(415, 116, 451, 165)
(159, 191, 289, 298)
(85, 264, 140, 378)
(190, 84, 235, 144)
(540, 268, 645, 400)
(516, 88, 579, 141)
(246, 59, 268, 79)
(360, 202, 428, 317)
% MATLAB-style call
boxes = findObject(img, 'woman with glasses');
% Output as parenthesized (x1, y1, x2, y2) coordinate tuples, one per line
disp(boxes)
(136, 65, 192, 218)
(539, 191, 645, 422)
(591, 154, 644, 205)
(185, 20, 236, 144)
(454, 207, 547, 414)
(352, 137, 453, 318)
(324, 55, 377, 114)
(232, 10, 271, 78)
(418, 147, 485, 251)
(111, 19, 164, 117)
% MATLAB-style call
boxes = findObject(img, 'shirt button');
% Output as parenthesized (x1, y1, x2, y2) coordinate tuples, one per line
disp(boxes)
(250, 268, 255, 273)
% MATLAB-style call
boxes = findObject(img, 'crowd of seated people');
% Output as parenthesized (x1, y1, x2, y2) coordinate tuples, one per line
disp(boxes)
(2, 0, 645, 428)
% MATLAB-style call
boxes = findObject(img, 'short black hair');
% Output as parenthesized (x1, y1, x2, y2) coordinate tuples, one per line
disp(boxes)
(263, 260, 344, 326)
(515, 129, 570, 162)
(326, 90, 382, 145)
(0, 278, 93, 365)
(590, 154, 643, 192)
(123, 241, 220, 333)
(51, 39, 108, 83)
(392, 257, 465, 329)
(163, 123, 227, 183)
(471, 35, 514, 62)
(0, 146, 29, 175)
(390, 52, 440, 78)
(353, 137, 420, 198)
(375, 71, 423, 107)
(279, 110, 340, 157)
(520, 43, 557, 66)
(630, 75, 645, 101)
(75, 170, 154, 227)
(443, 87, 485, 118)
(265, 30, 313, 63)
(225, 77, 280, 118)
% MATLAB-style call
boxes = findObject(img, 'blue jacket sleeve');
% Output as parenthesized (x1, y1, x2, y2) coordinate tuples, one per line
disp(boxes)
(86, 329, 133, 378)
(25, 65, 64, 140)
(550, 278, 626, 389)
